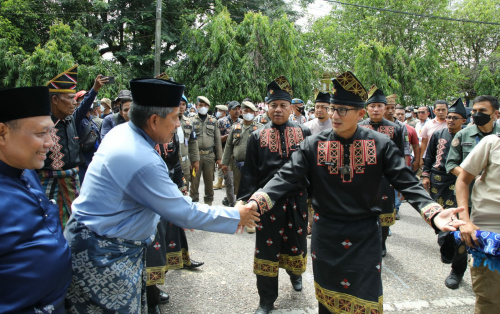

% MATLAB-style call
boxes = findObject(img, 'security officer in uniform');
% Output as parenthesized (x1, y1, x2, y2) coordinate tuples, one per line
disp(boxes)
(444, 94, 500, 289)
(179, 95, 199, 192)
(189, 96, 223, 206)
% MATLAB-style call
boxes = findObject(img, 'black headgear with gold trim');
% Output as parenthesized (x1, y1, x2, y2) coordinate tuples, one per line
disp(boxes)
(330, 71, 367, 108)
(266, 76, 293, 103)
(0, 86, 51, 122)
(315, 91, 331, 104)
(366, 85, 387, 105)
(130, 78, 185, 107)
(448, 98, 467, 118)
(47, 65, 78, 93)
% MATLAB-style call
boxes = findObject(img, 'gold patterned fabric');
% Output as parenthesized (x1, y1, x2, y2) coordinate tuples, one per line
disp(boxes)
(47, 65, 78, 93)
(315, 282, 383, 314)
(274, 76, 293, 98)
(336, 71, 368, 101)
(421, 203, 443, 225)
(249, 191, 273, 213)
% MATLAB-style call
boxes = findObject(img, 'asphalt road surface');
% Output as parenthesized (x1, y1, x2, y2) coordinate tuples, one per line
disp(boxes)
(159, 178, 475, 314)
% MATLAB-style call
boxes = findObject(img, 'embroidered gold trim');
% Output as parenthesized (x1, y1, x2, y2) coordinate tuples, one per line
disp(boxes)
(165, 248, 190, 270)
(146, 266, 166, 286)
(249, 192, 273, 213)
(379, 211, 395, 227)
(254, 257, 279, 277)
(315, 281, 383, 314)
(279, 253, 307, 275)
(421, 202, 442, 225)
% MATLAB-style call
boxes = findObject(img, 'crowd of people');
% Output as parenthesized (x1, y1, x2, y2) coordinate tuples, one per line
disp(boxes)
(0, 65, 499, 314)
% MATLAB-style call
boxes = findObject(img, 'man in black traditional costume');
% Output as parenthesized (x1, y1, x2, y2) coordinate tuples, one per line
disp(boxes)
(246, 71, 464, 314)
(238, 76, 311, 314)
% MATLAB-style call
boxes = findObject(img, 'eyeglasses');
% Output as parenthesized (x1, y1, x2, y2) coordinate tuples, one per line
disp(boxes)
(445, 115, 463, 121)
(417, 111, 427, 114)
(328, 107, 358, 117)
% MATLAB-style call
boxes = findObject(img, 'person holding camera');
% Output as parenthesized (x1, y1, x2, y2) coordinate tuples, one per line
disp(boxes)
(37, 65, 108, 229)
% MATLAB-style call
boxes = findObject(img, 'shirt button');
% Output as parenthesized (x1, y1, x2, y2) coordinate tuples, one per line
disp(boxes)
(45, 215, 48, 217)
(27, 184, 31, 188)
(39, 198, 42, 202)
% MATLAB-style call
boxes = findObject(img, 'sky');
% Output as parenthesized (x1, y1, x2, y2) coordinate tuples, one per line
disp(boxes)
(294, 0, 333, 27)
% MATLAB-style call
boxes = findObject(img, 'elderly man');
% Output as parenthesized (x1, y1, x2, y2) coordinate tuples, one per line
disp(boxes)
(238, 76, 311, 314)
(38, 65, 106, 228)
(64, 78, 259, 312)
(245, 71, 464, 314)
(0, 86, 71, 313)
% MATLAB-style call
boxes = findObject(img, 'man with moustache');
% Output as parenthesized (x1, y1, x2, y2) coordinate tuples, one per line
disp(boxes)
(245, 71, 464, 314)
(359, 86, 406, 256)
(304, 91, 332, 135)
(38, 65, 107, 228)
(0, 86, 72, 313)
(238, 76, 311, 314)
(422, 98, 467, 290)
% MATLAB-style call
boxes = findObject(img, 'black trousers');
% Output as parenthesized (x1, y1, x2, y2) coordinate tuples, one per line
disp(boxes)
(257, 270, 299, 307)
(147, 285, 160, 307)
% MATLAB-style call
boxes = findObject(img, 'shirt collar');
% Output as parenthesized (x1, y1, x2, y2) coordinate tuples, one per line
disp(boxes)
(0, 159, 23, 178)
(468, 123, 500, 137)
(129, 122, 157, 148)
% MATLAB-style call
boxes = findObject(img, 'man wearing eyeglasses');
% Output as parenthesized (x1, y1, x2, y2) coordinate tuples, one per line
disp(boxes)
(244, 71, 465, 314)
(422, 99, 468, 290)
(419, 100, 449, 169)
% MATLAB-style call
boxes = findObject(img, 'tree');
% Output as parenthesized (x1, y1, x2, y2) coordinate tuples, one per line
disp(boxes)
(172, 7, 316, 106)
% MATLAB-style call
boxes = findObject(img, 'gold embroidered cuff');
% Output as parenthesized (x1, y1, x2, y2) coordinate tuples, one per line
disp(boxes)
(420, 203, 442, 225)
(249, 191, 273, 213)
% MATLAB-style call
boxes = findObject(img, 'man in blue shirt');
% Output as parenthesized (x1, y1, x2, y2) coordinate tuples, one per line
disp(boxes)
(0, 86, 72, 313)
(64, 78, 260, 313)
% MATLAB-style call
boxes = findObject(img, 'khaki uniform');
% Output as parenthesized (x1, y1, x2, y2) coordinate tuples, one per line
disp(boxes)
(221, 121, 262, 196)
(189, 114, 223, 205)
(179, 115, 199, 191)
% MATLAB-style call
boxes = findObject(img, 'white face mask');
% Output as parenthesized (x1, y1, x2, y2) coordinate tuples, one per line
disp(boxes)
(309, 114, 315, 120)
(264, 105, 269, 112)
(215, 111, 222, 118)
(405, 113, 412, 118)
(198, 107, 208, 115)
(243, 113, 255, 121)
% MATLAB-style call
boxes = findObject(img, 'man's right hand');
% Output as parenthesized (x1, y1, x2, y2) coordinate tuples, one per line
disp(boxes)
(235, 202, 260, 233)
(93, 74, 108, 92)
(459, 221, 480, 247)
(422, 177, 430, 192)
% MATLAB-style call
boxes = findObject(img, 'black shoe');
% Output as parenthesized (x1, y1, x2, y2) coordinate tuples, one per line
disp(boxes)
(382, 249, 387, 257)
(255, 304, 273, 314)
(148, 305, 161, 314)
(183, 260, 204, 269)
(290, 275, 302, 291)
(222, 197, 229, 206)
(395, 212, 400, 220)
(159, 291, 169, 304)
(445, 270, 463, 289)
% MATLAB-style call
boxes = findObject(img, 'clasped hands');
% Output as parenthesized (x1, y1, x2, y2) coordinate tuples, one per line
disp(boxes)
(235, 200, 261, 233)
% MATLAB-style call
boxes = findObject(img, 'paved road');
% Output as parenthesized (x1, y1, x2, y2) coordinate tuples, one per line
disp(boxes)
(159, 178, 475, 313)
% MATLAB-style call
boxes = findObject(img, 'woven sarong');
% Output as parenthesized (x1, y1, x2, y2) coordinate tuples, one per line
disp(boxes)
(312, 216, 383, 313)
(146, 220, 191, 286)
(64, 217, 153, 313)
(38, 167, 80, 228)
(429, 170, 457, 208)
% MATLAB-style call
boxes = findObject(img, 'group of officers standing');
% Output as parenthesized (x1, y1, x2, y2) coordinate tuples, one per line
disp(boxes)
(0, 65, 498, 314)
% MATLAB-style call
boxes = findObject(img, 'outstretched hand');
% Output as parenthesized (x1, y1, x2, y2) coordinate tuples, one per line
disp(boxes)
(235, 201, 260, 233)
(433, 207, 466, 232)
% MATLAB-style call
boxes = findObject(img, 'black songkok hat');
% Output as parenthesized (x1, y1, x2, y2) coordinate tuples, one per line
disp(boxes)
(0, 86, 51, 122)
(366, 85, 387, 105)
(130, 78, 185, 107)
(330, 71, 367, 108)
(266, 76, 293, 103)
(315, 91, 331, 104)
(448, 98, 467, 118)
(46, 65, 78, 93)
